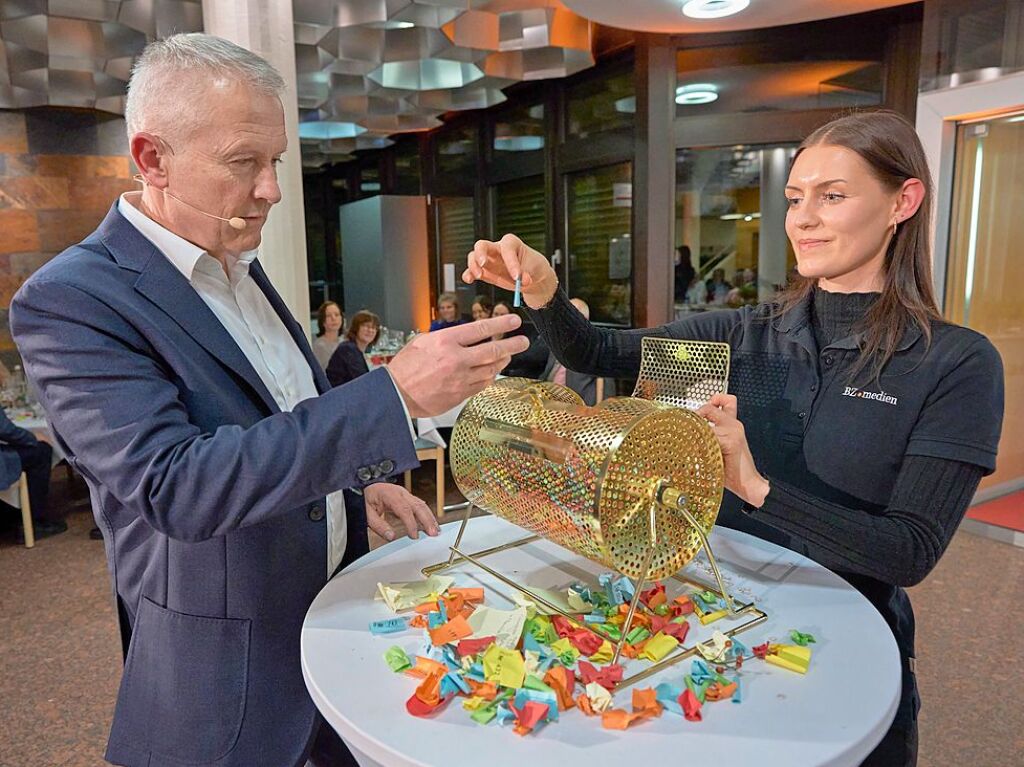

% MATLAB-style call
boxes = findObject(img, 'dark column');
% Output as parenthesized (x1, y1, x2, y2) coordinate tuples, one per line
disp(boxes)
(633, 34, 676, 328)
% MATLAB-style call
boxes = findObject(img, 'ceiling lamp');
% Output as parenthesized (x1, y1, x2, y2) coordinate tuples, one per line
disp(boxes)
(484, 46, 592, 81)
(675, 83, 718, 104)
(298, 120, 367, 140)
(681, 0, 750, 19)
(367, 58, 483, 90)
(412, 84, 506, 111)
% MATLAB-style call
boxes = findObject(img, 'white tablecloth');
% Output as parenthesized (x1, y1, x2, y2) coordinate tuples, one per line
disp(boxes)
(413, 401, 466, 448)
(301, 516, 901, 767)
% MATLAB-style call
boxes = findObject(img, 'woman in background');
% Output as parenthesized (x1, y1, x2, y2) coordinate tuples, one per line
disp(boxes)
(312, 301, 344, 371)
(471, 295, 494, 321)
(326, 310, 380, 387)
(429, 292, 464, 331)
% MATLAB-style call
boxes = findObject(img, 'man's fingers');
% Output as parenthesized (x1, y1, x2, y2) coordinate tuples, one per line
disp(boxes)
(390, 503, 420, 541)
(464, 336, 529, 369)
(410, 499, 440, 536)
(366, 507, 395, 542)
(444, 315, 522, 346)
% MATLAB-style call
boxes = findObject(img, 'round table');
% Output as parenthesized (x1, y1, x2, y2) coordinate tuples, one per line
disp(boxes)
(302, 516, 901, 767)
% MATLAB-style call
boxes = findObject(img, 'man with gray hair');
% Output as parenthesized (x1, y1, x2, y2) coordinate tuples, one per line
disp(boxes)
(10, 33, 528, 767)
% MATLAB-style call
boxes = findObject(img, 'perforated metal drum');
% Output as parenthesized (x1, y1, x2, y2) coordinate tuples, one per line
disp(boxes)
(449, 375, 725, 581)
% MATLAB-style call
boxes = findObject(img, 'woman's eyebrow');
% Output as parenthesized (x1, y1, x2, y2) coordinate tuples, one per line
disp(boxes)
(786, 178, 848, 191)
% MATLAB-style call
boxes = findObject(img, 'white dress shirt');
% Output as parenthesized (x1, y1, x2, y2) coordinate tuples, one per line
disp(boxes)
(118, 192, 349, 575)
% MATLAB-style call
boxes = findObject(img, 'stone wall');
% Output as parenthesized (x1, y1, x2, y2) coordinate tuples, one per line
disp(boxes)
(0, 108, 135, 367)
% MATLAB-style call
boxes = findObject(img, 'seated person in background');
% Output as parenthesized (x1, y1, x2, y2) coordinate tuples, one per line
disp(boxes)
(727, 268, 758, 307)
(0, 409, 61, 538)
(429, 292, 465, 331)
(311, 300, 344, 371)
(326, 310, 379, 387)
(540, 299, 613, 406)
(685, 273, 708, 305)
(705, 268, 732, 304)
(471, 294, 494, 321)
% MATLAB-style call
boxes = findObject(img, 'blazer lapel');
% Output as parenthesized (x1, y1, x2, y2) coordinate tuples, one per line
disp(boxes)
(98, 204, 282, 414)
(249, 260, 331, 395)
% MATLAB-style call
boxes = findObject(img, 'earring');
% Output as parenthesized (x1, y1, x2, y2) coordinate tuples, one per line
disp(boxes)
(892, 219, 899, 237)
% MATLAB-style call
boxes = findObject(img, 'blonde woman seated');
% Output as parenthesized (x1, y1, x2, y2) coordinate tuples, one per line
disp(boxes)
(326, 310, 380, 387)
(429, 292, 465, 331)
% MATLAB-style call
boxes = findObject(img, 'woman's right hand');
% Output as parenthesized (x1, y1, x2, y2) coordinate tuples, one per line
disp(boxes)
(463, 234, 559, 309)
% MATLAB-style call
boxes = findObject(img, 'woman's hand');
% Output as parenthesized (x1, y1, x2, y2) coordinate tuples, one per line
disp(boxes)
(696, 393, 771, 508)
(463, 234, 559, 309)
(364, 483, 440, 542)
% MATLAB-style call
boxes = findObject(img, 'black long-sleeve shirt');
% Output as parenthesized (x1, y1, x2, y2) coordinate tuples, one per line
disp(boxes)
(529, 287, 985, 589)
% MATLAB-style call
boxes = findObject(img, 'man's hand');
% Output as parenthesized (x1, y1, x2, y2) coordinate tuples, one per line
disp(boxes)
(364, 483, 440, 542)
(387, 315, 529, 418)
(696, 394, 770, 508)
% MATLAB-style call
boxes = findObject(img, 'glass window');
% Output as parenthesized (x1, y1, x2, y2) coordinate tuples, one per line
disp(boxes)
(674, 145, 796, 314)
(944, 111, 1024, 491)
(565, 162, 632, 326)
(494, 175, 547, 254)
(436, 124, 478, 178)
(493, 102, 545, 156)
(566, 69, 634, 140)
(921, 0, 1024, 89)
(675, 49, 883, 118)
(435, 196, 477, 317)
(393, 140, 421, 195)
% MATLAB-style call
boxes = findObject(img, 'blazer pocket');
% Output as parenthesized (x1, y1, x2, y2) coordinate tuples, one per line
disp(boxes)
(110, 597, 251, 763)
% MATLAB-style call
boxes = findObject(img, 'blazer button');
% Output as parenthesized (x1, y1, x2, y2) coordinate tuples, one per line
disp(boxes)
(308, 505, 325, 521)
(371, 465, 383, 479)
(357, 467, 372, 482)
(380, 459, 395, 475)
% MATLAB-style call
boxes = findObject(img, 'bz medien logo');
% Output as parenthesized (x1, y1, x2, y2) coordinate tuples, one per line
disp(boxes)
(841, 386, 898, 406)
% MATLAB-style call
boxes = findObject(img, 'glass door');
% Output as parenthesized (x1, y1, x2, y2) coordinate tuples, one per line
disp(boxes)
(675, 144, 797, 316)
(945, 111, 1024, 494)
(434, 196, 476, 319)
(564, 162, 633, 326)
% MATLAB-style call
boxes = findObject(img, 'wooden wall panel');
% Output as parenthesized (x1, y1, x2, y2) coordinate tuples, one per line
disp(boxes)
(0, 108, 134, 361)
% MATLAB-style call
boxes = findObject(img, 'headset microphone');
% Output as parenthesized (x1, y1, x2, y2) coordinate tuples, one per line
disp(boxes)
(133, 174, 247, 230)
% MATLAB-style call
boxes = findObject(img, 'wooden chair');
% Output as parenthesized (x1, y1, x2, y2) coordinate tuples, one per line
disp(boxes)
(5, 472, 34, 548)
(404, 438, 446, 519)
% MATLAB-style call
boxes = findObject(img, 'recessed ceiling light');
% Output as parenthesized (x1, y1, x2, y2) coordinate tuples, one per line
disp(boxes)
(682, 0, 750, 20)
(675, 83, 718, 105)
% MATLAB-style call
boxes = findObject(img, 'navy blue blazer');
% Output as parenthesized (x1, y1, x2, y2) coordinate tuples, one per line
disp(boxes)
(325, 340, 370, 387)
(10, 204, 417, 767)
(0, 409, 39, 488)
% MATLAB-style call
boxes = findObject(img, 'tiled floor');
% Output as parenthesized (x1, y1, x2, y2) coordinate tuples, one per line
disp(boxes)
(2, 466, 1022, 766)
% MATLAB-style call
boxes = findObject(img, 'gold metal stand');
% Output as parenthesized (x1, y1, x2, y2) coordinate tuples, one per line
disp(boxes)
(423, 501, 767, 693)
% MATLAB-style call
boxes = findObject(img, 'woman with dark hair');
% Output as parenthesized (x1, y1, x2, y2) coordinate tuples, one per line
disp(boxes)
(312, 300, 344, 371)
(325, 310, 380, 388)
(471, 294, 494, 321)
(464, 110, 1004, 767)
